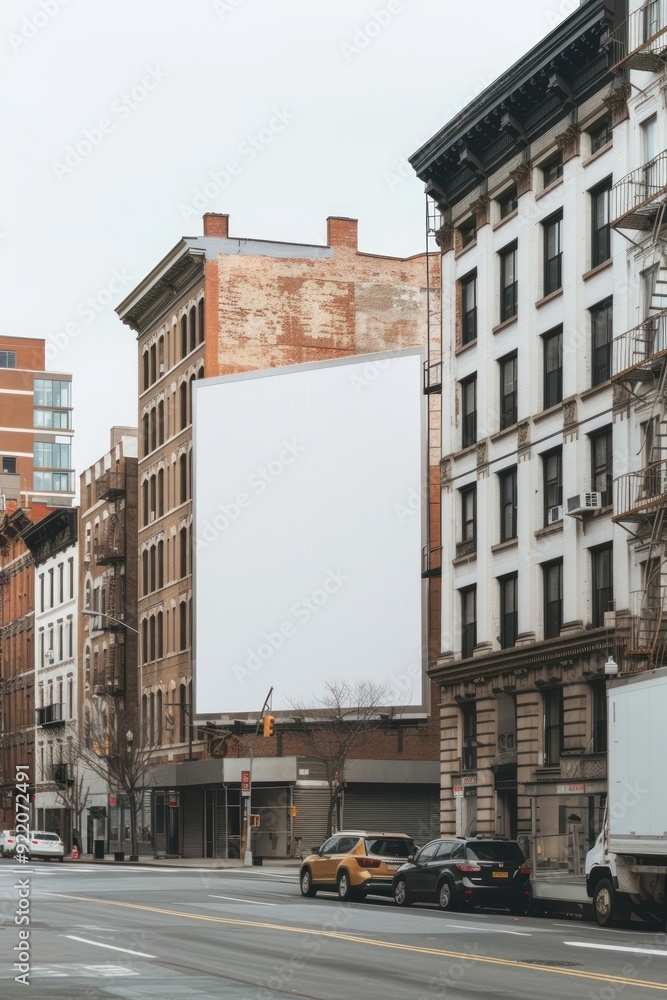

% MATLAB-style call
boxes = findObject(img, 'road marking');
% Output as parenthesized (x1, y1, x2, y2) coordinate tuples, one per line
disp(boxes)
(65, 935, 156, 958)
(565, 941, 667, 958)
(44, 893, 667, 992)
(209, 894, 277, 906)
(443, 923, 532, 936)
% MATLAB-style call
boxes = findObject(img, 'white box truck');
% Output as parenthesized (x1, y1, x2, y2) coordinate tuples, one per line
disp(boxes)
(585, 667, 667, 927)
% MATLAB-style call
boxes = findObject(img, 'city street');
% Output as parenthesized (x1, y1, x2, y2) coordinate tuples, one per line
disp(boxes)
(0, 859, 666, 998)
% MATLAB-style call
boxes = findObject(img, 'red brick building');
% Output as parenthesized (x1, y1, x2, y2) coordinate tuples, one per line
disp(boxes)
(116, 213, 441, 857)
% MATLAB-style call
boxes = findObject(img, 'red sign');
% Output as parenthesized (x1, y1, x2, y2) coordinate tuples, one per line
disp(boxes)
(241, 770, 250, 791)
(108, 795, 116, 807)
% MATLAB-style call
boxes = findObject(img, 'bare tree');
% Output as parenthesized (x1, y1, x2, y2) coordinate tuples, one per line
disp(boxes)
(74, 705, 157, 859)
(53, 754, 91, 849)
(290, 680, 392, 837)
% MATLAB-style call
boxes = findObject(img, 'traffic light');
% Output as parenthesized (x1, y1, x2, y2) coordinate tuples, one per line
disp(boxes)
(291, 805, 297, 819)
(263, 714, 275, 738)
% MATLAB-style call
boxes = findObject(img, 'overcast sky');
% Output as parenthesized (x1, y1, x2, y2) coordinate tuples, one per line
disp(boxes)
(1, 0, 574, 476)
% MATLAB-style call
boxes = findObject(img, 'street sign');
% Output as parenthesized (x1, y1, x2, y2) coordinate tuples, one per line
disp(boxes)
(462, 775, 477, 786)
(241, 770, 250, 791)
(453, 785, 463, 798)
(557, 783, 586, 794)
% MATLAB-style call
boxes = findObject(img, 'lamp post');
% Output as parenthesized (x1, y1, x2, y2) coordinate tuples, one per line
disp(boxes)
(244, 687, 273, 868)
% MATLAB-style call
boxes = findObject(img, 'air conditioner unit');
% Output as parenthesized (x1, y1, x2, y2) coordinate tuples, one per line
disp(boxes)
(547, 505, 563, 525)
(567, 492, 602, 516)
(46, 650, 54, 664)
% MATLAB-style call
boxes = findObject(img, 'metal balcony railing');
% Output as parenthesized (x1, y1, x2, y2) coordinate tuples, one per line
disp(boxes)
(36, 703, 65, 727)
(95, 528, 125, 564)
(613, 461, 667, 521)
(96, 470, 126, 501)
(423, 360, 442, 395)
(612, 307, 667, 381)
(610, 151, 667, 230)
(421, 545, 442, 578)
(607, 0, 667, 72)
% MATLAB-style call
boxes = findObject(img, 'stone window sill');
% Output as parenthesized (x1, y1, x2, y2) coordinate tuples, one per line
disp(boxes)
(535, 288, 563, 310)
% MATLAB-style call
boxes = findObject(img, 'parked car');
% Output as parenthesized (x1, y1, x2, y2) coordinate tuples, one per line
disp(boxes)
(392, 837, 532, 914)
(25, 831, 65, 862)
(300, 831, 417, 901)
(0, 830, 18, 856)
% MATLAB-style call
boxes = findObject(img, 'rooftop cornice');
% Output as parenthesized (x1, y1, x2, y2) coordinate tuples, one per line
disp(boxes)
(410, 1, 618, 206)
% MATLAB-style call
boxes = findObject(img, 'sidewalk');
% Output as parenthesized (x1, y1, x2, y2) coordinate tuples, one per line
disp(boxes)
(67, 854, 301, 869)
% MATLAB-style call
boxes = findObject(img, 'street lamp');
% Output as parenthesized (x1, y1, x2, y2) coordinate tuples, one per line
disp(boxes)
(82, 610, 140, 635)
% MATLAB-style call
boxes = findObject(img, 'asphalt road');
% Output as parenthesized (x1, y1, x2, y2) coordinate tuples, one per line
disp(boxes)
(0, 858, 666, 999)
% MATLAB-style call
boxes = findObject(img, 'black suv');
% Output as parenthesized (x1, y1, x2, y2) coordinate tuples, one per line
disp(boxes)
(391, 837, 531, 914)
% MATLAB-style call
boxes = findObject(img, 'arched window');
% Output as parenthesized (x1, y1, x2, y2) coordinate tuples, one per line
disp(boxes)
(189, 306, 197, 353)
(180, 382, 187, 430)
(158, 335, 164, 376)
(180, 527, 187, 578)
(189, 373, 195, 424)
(150, 343, 157, 384)
(143, 351, 149, 391)
(157, 469, 164, 518)
(179, 683, 187, 743)
(157, 541, 164, 589)
(150, 475, 156, 520)
(149, 546, 156, 592)
(197, 365, 205, 379)
(142, 550, 149, 596)
(84, 580, 91, 610)
(143, 413, 149, 455)
(179, 602, 187, 651)
(157, 611, 163, 659)
(179, 453, 187, 504)
(141, 619, 148, 665)
(181, 316, 188, 358)
(149, 692, 155, 746)
(150, 408, 157, 452)
(157, 400, 164, 446)
(149, 615, 156, 661)
(84, 647, 91, 687)
(142, 694, 148, 746)
(156, 689, 163, 746)
(142, 479, 149, 526)
(93, 649, 99, 687)
(198, 298, 205, 344)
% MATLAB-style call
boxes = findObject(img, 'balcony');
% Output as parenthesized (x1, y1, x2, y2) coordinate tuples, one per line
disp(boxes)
(52, 762, 72, 786)
(96, 470, 126, 501)
(421, 545, 442, 578)
(607, 0, 667, 73)
(610, 151, 667, 231)
(613, 462, 667, 522)
(95, 528, 125, 564)
(36, 703, 65, 728)
(93, 647, 125, 698)
(612, 308, 667, 384)
(423, 360, 442, 395)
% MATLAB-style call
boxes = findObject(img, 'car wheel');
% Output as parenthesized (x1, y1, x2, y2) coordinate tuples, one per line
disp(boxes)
(337, 870, 358, 902)
(594, 878, 618, 927)
(300, 868, 317, 897)
(393, 877, 412, 907)
(437, 879, 458, 911)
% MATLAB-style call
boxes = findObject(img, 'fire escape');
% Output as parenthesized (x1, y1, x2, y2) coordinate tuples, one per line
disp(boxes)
(610, 14, 667, 662)
(95, 471, 126, 698)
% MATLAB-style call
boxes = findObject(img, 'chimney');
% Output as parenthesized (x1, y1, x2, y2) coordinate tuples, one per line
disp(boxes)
(203, 213, 229, 238)
(326, 216, 358, 251)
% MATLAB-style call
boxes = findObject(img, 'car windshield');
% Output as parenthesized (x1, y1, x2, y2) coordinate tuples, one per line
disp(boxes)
(365, 838, 415, 858)
(466, 842, 525, 864)
(33, 832, 59, 841)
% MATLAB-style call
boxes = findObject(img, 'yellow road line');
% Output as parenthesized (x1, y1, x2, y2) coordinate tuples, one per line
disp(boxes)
(44, 892, 667, 992)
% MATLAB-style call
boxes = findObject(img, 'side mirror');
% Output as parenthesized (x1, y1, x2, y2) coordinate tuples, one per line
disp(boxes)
(408, 854, 416, 864)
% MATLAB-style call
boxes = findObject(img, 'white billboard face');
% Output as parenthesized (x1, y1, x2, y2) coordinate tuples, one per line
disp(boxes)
(193, 349, 426, 716)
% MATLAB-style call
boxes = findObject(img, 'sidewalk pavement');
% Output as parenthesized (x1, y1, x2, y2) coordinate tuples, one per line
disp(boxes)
(67, 854, 301, 869)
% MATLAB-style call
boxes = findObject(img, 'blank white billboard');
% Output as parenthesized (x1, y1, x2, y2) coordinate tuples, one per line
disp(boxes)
(193, 348, 426, 716)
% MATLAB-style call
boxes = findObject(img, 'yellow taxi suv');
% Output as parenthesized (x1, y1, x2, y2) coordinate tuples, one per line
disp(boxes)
(299, 831, 417, 901)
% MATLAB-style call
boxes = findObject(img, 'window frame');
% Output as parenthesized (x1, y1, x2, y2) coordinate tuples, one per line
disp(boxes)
(592, 544, 613, 628)
(543, 327, 563, 409)
(542, 152, 563, 187)
(543, 212, 563, 295)
(460, 484, 477, 552)
(543, 447, 563, 524)
(543, 559, 563, 640)
(461, 271, 477, 345)
(591, 298, 613, 385)
(590, 426, 613, 507)
(591, 179, 612, 269)
(499, 573, 518, 650)
(499, 243, 518, 322)
(499, 352, 518, 430)
(461, 375, 477, 449)
(499, 466, 517, 542)
(497, 185, 518, 219)
(460, 586, 477, 660)
(543, 687, 563, 765)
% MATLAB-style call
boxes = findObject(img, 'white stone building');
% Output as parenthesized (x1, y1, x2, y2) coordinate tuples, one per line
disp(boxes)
(410, 0, 667, 867)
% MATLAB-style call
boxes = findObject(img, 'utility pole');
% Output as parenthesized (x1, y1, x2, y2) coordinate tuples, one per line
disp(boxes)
(243, 686, 273, 867)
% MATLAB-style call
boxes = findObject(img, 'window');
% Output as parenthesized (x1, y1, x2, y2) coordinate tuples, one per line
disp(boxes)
(150, 409, 157, 452)
(460, 485, 476, 553)
(543, 448, 562, 524)
(458, 218, 476, 249)
(181, 316, 188, 359)
(39, 574, 44, 613)
(590, 427, 613, 506)
(142, 480, 149, 526)
(592, 544, 613, 628)
(642, 115, 657, 164)
(2, 456, 16, 474)
(499, 353, 517, 429)
(543, 328, 563, 409)
(589, 117, 612, 154)
(58, 564, 64, 603)
(180, 383, 188, 430)
(499, 467, 517, 541)
(150, 343, 157, 385)
(461, 272, 477, 345)
(34, 442, 71, 469)
(0, 350, 17, 368)
(591, 679, 607, 754)
(461, 375, 477, 448)
(34, 379, 70, 408)
(500, 573, 518, 649)
(157, 469, 164, 518)
(645, 0, 660, 41)
(416, 841, 441, 863)
(591, 181, 612, 268)
(461, 702, 477, 770)
(500, 244, 518, 321)
(198, 299, 205, 344)
(179, 453, 188, 503)
(461, 586, 476, 660)
(33, 472, 71, 492)
(157, 400, 165, 446)
(34, 409, 71, 429)
(157, 612, 164, 659)
(543, 688, 563, 765)
(143, 351, 149, 390)
(142, 550, 149, 597)
(180, 526, 187, 578)
(543, 560, 562, 639)
(591, 298, 613, 385)
(68, 557, 74, 599)
(544, 212, 563, 295)
(141, 620, 148, 665)
(542, 152, 563, 187)
(157, 540, 164, 589)
(179, 602, 187, 651)
(497, 185, 518, 219)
